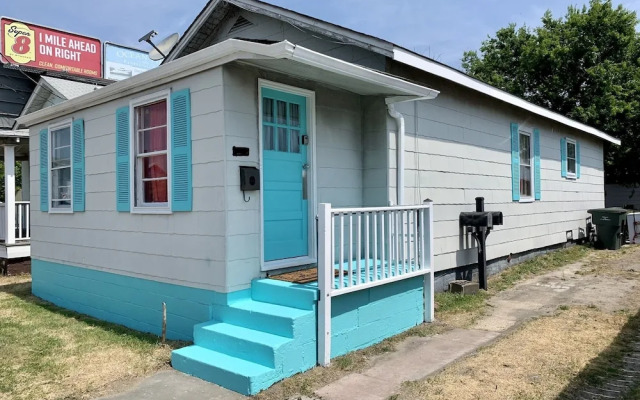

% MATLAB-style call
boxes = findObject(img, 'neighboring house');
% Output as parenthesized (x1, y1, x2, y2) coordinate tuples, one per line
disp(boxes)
(17, 0, 620, 395)
(0, 75, 103, 262)
(605, 184, 640, 209)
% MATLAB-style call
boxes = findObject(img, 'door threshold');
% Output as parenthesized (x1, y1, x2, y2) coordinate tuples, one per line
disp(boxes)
(262, 256, 317, 272)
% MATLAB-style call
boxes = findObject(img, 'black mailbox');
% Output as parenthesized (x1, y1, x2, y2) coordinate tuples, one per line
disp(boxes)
(459, 211, 503, 228)
(239, 166, 260, 191)
(458, 198, 504, 290)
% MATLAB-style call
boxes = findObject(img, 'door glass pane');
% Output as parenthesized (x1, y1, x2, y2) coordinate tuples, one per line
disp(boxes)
(278, 128, 288, 152)
(290, 103, 300, 127)
(520, 166, 532, 197)
(263, 125, 274, 150)
(277, 100, 287, 125)
(290, 129, 300, 153)
(263, 98, 274, 123)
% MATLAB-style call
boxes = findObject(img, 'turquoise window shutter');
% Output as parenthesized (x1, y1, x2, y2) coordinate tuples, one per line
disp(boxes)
(511, 123, 520, 201)
(39, 128, 49, 212)
(115, 106, 130, 212)
(576, 141, 581, 179)
(72, 119, 85, 212)
(560, 137, 567, 178)
(171, 89, 192, 212)
(533, 128, 541, 200)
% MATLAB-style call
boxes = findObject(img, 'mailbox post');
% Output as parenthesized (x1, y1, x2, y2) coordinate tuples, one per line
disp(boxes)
(459, 197, 503, 290)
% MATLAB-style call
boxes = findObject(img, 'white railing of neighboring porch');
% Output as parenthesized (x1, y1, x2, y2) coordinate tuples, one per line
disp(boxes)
(0, 202, 31, 242)
(317, 202, 434, 366)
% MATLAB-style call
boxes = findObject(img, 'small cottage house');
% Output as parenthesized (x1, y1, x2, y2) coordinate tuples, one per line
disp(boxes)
(17, 0, 620, 395)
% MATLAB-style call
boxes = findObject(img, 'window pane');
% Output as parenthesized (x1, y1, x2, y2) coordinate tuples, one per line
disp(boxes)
(263, 98, 274, 123)
(52, 148, 71, 168)
(290, 103, 300, 127)
(290, 129, 300, 153)
(568, 159, 576, 174)
(520, 166, 532, 197)
(567, 142, 576, 159)
(519, 134, 531, 165)
(52, 127, 70, 147)
(51, 167, 71, 205)
(139, 127, 167, 154)
(278, 127, 288, 152)
(143, 155, 167, 179)
(137, 100, 167, 129)
(263, 125, 274, 150)
(277, 100, 287, 125)
(144, 180, 168, 203)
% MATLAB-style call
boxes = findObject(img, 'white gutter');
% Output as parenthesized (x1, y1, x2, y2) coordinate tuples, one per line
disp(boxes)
(393, 47, 621, 146)
(387, 103, 405, 205)
(18, 39, 439, 127)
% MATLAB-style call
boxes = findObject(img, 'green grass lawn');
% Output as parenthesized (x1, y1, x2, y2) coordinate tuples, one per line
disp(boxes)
(0, 276, 181, 400)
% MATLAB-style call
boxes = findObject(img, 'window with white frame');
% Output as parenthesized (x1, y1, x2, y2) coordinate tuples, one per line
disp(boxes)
(566, 139, 577, 177)
(50, 124, 72, 210)
(133, 98, 169, 208)
(519, 131, 533, 198)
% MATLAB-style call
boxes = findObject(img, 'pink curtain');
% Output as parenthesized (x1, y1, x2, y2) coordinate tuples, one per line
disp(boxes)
(142, 101, 168, 203)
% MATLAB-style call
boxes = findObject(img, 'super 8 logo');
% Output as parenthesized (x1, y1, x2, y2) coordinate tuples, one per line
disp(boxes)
(3, 22, 36, 64)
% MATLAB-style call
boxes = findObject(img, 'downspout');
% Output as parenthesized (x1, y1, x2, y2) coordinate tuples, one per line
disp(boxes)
(387, 103, 405, 205)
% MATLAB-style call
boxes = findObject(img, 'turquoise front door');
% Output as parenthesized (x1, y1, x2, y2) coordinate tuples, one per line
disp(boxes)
(262, 87, 309, 262)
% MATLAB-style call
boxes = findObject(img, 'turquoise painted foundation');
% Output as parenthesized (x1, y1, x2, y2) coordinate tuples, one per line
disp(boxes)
(31, 260, 424, 395)
(31, 259, 228, 341)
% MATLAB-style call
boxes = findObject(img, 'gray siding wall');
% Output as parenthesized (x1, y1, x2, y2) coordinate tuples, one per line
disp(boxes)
(29, 68, 229, 292)
(222, 63, 366, 290)
(386, 74, 605, 272)
(206, 9, 387, 70)
(605, 184, 640, 209)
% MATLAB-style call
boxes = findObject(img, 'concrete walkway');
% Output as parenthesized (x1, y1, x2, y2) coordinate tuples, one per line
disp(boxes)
(99, 250, 638, 400)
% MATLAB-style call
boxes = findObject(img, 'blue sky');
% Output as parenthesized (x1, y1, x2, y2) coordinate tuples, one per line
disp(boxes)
(4, 0, 640, 68)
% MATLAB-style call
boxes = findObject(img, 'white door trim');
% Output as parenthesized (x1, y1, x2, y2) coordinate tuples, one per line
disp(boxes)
(258, 79, 317, 272)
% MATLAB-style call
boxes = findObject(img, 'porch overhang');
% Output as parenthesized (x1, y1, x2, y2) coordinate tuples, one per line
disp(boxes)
(18, 39, 438, 128)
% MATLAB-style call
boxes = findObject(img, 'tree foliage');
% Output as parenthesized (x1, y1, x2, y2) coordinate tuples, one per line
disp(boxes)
(462, 0, 640, 185)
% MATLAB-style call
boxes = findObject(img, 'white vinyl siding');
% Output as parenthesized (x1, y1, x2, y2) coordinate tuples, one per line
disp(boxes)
(29, 68, 228, 292)
(390, 71, 605, 273)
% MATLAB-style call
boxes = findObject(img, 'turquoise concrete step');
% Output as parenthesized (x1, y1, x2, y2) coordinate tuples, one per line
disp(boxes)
(213, 299, 313, 338)
(252, 279, 318, 310)
(193, 321, 291, 368)
(171, 346, 280, 395)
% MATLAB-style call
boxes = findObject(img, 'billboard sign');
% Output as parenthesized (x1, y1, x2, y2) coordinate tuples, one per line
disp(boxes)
(1, 18, 102, 78)
(103, 42, 160, 81)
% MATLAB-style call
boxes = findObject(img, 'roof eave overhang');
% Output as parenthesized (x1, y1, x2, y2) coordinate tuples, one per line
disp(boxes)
(393, 47, 621, 146)
(18, 40, 438, 127)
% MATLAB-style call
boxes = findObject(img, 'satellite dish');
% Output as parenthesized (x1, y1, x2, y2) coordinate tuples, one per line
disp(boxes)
(148, 33, 180, 61)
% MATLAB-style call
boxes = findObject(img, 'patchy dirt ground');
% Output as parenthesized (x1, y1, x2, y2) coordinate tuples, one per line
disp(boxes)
(395, 245, 640, 400)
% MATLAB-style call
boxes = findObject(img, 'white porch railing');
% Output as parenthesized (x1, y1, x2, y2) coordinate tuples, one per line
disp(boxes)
(15, 202, 30, 240)
(0, 202, 31, 242)
(317, 202, 434, 366)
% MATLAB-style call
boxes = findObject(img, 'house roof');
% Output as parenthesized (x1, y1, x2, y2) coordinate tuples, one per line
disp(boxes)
(17, 40, 439, 127)
(19, 76, 103, 120)
(167, 0, 621, 145)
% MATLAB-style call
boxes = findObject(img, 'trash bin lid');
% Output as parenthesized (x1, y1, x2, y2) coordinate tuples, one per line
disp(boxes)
(587, 207, 628, 215)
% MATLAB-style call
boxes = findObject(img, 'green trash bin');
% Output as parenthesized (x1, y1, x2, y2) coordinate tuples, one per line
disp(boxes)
(587, 208, 628, 250)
